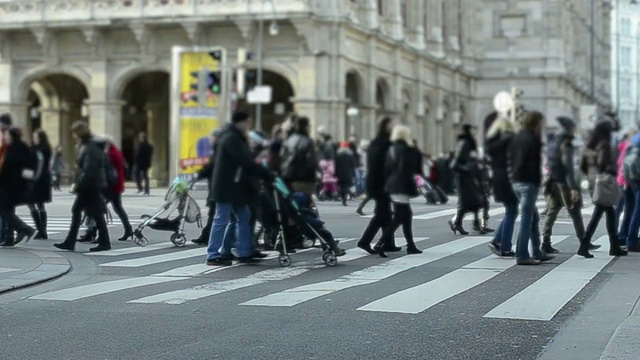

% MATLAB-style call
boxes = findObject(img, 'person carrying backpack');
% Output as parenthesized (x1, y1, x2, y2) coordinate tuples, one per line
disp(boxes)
(79, 136, 132, 243)
(622, 131, 640, 252)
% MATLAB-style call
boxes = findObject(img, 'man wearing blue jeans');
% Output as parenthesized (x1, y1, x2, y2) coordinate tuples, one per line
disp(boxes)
(206, 111, 274, 266)
(508, 110, 554, 265)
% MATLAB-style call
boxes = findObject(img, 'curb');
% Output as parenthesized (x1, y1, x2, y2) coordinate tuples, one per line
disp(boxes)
(600, 295, 640, 359)
(0, 250, 71, 294)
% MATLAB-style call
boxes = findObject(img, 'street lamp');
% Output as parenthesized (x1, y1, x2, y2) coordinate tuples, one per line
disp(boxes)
(256, 0, 279, 131)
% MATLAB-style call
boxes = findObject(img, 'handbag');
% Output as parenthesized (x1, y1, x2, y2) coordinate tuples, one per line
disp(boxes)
(592, 174, 621, 207)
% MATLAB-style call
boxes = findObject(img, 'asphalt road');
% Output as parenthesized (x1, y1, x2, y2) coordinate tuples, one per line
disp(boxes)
(0, 189, 630, 360)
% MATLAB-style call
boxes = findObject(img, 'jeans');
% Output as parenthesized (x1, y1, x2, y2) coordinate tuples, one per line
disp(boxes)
(617, 185, 634, 243)
(512, 183, 543, 260)
(492, 202, 518, 252)
(207, 203, 251, 260)
(625, 181, 640, 248)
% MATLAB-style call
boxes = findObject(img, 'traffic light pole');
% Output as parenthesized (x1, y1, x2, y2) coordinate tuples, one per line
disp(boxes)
(256, 15, 265, 131)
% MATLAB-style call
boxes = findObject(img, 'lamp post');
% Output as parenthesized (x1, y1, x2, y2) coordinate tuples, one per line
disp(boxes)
(255, 0, 279, 131)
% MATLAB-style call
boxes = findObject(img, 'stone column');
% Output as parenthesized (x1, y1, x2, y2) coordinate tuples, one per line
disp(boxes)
(86, 101, 125, 146)
(363, 0, 379, 29)
(426, 0, 444, 57)
(145, 101, 169, 185)
(39, 107, 61, 148)
(387, 0, 404, 40)
(408, 0, 425, 48)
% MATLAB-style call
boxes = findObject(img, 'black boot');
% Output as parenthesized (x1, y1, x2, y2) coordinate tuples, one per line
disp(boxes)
(31, 209, 45, 240)
(449, 210, 469, 235)
(542, 237, 560, 254)
(609, 236, 628, 257)
(39, 211, 48, 240)
(373, 240, 388, 258)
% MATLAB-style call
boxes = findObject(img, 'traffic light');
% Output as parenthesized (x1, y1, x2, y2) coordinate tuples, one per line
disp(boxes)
(210, 50, 221, 61)
(208, 71, 221, 94)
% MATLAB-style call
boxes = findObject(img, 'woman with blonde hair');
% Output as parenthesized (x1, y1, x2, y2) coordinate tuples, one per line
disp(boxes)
(485, 113, 518, 257)
(373, 124, 422, 257)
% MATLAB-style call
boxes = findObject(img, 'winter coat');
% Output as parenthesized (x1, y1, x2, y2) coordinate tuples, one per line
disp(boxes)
(485, 131, 517, 205)
(210, 124, 273, 205)
(0, 139, 34, 208)
(452, 135, 483, 210)
(383, 140, 419, 198)
(74, 136, 108, 195)
(335, 147, 356, 186)
(106, 144, 126, 195)
(197, 143, 217, 206)
(135, 141, 153, 170)
(548, 132, 579, 190)
(29, 145, 52, 204)
(509, 129, 543, 187)
(51, 151, 64, 174)
(365, 135, 391, 200)
(280, 132, 318, 183)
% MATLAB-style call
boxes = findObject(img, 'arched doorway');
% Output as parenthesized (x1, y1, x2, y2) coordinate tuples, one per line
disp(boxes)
(24, 75, 88, 184)
(345, 71, 363, 137)
(120, 71, 170, 184)
(236, 69, 294, 134)
(375, 78, 390, 118)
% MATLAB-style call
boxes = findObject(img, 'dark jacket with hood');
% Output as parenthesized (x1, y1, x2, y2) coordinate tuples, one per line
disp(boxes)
(280, 131, 318, 183)
(452, 125, 484, 210)
(509, 112, 543, 186)
(365, 133, 391, 200)
(74, 134, 108, 195)
(485, 120, 517, 204)
(548, 116, 579, 190)
(211, 124, 274, 205)
(384, 140, 419, 197)
(0, 130, 34, 208)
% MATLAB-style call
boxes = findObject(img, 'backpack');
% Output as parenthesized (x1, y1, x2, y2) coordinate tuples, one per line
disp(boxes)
(103, 145, 118, 187)
(623, 146, 640, 181)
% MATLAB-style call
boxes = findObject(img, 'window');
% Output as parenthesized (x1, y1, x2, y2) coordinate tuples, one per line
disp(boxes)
(621, 46, 632, 67)
(378, 0, 383, 15)
(621, 78, 633, 99)
(621, 18, 632, 36)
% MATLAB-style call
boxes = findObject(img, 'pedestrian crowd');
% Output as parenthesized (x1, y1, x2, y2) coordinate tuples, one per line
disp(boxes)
(0, 107, 635, 267)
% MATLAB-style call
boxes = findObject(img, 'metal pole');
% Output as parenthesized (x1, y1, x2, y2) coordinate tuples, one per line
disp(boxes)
(256, 5, 265, 131)
(590, 0, 596, 103)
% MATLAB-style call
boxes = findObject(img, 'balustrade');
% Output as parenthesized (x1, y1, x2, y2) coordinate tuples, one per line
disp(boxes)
(0, 0, 311, 24)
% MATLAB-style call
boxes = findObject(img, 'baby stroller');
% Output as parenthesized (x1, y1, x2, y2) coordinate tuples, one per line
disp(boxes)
(264, 177, 342, 267)
(133, 178, 202, 247)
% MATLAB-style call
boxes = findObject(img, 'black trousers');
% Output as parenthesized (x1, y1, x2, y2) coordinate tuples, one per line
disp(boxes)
(380, 202, 416, 248)
(358, 196, 392, 246)
(66, 192, 110, 246)
(196, 203, 216, 242)
(136, 166, 150, 193)
(2, 206, 32, 239)
(584, 205, 616, 246)
(85, 192, 132, 237)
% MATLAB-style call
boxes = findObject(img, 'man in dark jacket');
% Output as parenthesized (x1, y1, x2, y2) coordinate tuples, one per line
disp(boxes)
(134, 132, 153, 195)
(356, 117, 400, 254)
(509, 111, 553, 265)
(280, 116, 318, 196)
(542, 116, 597, 254)
(54, 120, 111, 252)
(206, 111, 274, 266)
(191, 129, 222, 245)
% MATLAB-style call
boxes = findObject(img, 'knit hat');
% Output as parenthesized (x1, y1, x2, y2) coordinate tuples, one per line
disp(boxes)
(0, 113, 12, 127)
(231, 111, 250, 124)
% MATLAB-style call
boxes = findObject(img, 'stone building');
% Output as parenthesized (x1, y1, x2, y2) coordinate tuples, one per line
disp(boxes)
(611, 0, 640, 130)
(0, 0, 612, 184)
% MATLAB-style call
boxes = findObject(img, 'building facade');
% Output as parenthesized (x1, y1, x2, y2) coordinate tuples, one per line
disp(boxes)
(611, 0, 640, 130)
(0, 0, 612, 183)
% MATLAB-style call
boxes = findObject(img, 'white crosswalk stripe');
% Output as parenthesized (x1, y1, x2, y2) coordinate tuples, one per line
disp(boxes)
(17, 215, 142, 235)
(25, 225, 619, 322)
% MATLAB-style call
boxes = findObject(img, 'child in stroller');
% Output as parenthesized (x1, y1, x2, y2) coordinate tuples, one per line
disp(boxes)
(291, 192, 346, 257)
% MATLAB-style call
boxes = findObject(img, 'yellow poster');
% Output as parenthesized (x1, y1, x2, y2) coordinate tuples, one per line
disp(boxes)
(178, 50, 222, 179)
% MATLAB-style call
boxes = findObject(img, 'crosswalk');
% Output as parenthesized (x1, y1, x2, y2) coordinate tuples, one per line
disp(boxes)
(15, 215, 142, 236)
(26, 233, 620, 321)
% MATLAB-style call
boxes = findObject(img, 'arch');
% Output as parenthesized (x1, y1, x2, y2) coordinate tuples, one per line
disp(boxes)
(109, 63, 171, 100)
(345, 69, 364, 105)
(244, 61, 300, 98)
(15, 64, 92, 103)
(401, 88, 412, 123)
(375, 77, 391, 111)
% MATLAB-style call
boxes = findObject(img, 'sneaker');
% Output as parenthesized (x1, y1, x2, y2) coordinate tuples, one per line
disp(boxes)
(541, 243, 560, 254)
(500, 251, 515, 257)
(488, 243, 500, 256)
(206, 258, 232, 266)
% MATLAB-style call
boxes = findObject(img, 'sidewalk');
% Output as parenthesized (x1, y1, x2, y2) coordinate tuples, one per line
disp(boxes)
(600, 296, 640, 359)
(0, 247, 71, 294)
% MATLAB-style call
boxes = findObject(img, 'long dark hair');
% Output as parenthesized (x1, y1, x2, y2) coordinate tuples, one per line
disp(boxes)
(587, 121, 613, 150)
(34, 129, 52, 156)
(377, 117, 392, 138)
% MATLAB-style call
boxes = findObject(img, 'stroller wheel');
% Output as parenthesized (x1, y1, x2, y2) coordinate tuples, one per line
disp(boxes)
(170, 234, 187, 247)
(278, 254, 291, 267)
(322, 252, 338, 267)
(134, 236, 148, 247)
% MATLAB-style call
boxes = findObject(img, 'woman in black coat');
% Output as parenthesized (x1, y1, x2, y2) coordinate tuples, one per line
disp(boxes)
(0, 128, 36, 246)
(374, 125, 423, 258)
(485, 116, 518, 256)
(335, 142, 356, 206)
(449, 124, 484, 235)
(28, 129, 53, 240)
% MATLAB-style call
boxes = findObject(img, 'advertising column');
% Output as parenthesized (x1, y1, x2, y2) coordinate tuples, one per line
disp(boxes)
(170, 47, 227, 182)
